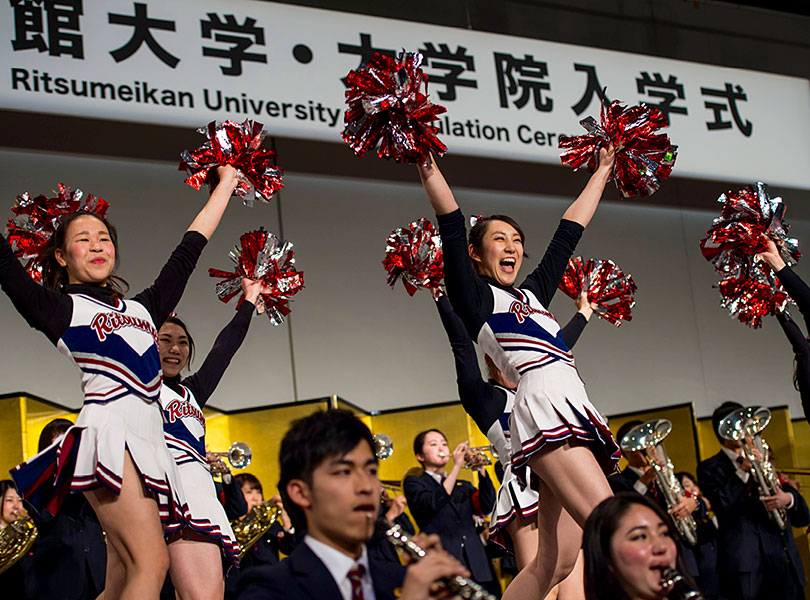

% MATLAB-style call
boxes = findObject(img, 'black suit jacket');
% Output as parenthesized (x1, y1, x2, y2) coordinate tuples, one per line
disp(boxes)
(403, 470, 496, 583)
(235, 541, 405, 600)
(697, 450, 809, 581)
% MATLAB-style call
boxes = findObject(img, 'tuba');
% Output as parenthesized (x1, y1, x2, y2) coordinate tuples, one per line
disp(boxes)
(231, 498, 282, 559)
(621, 419, 698, 545)
(0, 517, 37, 574)
(718, 406, 786, 530)
(373, 433, 394, 460)
(209, 442, 252, 474)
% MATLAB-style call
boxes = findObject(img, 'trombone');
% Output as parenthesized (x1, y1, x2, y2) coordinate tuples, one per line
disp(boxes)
(209, 442, 252, 474)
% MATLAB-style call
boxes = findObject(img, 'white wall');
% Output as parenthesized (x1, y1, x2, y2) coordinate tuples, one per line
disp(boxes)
(1, 149, 806, 419)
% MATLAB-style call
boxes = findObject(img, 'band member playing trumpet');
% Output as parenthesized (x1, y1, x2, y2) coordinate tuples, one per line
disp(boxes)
(697, 402, 810, 600)
(367, 488, 415, 564)
(403, 429, 500, 597)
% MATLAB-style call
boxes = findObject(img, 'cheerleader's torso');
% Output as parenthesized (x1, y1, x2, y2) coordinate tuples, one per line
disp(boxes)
(56, 293, 162, 405)
(477, 284, 575, 382)
(485, 384, 517, 464)
(160, 383, 207, 466)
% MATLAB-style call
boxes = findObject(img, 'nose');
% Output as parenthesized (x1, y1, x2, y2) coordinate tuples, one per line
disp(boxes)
(356, 471, 376, 495)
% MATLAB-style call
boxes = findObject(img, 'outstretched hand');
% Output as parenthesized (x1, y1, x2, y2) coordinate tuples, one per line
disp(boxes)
(596, 144, 617, 174)
(755, 236, 786, 272)
(241, 277, 268, 306)
(575, 291, 596, 321)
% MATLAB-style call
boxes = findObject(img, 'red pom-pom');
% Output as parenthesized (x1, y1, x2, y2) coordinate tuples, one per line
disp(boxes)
(343, 51, 447, 165)
(180, 119, 283, 207)
(559, 97, 677, 198)
(700, 182, 799, 328)
(382, 217, 444, 298)
(208, 228, 304, 325)
(558, 257, 636, 326)
(6, 184, 109, 282)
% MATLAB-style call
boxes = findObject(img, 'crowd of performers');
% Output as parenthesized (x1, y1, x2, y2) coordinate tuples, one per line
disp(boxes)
(1, 48, 810, 600)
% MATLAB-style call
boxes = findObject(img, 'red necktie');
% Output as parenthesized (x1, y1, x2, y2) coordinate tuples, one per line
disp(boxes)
(348, 564, 365, 600)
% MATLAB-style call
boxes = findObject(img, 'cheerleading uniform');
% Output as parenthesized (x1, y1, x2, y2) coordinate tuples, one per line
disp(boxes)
(436, 295, 588, 550)
(436, 209, 619, 484)
(1, 230, 207, 529)
(775, 266, 810, 425)
(161, 300, 254, 566)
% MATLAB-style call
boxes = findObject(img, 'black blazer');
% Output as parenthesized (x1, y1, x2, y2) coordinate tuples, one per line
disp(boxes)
(697, 450, 809, 580)
(235, 541, 405, 600)
(403, 470, 496, 583)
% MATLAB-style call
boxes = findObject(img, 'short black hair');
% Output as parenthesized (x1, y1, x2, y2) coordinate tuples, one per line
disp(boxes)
(160, 314, 195, 369)
(413, 428, 445, 465)
(278, 409, 375, 529)
(234, 473, 262, 496)
(615, 420, 643, 450)
(583, 493, 698, 600)
(38, 418, 74, 452)
(711, 401, 743, 442)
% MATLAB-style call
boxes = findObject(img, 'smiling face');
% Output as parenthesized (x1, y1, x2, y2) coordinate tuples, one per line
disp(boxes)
(287, 440, 380, 557)
(680, 475, 699, 497)
(158, 322, 190, 378)
(1, 487, 23, 527)
(417, 430, 450, 469)
(241, 483, 264, 512)
(609, 504, 677, 600)
(469, 219, 524, 287)
(54, 214, 116, 285)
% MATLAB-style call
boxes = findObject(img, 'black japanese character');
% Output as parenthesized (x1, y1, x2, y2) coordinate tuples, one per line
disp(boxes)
(10, 0, 83, 58)
(494, 52, 552, 111)
(337, 33, 394, 86)
(418, 42, 477, 101)
(108, 2, 179, 68)
(571, 63, 607, 116)
(636, 72, 687, 123)
(201, 13, 267, 76)
(701, 83, 752, 137)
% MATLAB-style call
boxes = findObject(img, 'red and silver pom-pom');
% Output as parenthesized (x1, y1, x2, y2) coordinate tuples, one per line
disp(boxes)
(559, 96, 677, 198)
(343, 51, 447, 165)
(382, 217, 444, 298)
(6, 184, 109, 282)
(208, 228, 304, 325)
(558, 257, 637, 326)
(180, 119, 284, 207)
(717, 261, 791, 328)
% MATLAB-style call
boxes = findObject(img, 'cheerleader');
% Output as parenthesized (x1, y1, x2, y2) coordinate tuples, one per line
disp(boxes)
(417, 149, 618, 600)
(158, 278, 263, 599)
(2, 165, 238, 599)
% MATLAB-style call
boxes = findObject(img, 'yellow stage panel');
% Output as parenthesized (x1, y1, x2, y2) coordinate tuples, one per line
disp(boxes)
(0, 395, 26, 478)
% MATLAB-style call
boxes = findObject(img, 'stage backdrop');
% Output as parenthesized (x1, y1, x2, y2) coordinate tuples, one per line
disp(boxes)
(0, 148, 807, 419)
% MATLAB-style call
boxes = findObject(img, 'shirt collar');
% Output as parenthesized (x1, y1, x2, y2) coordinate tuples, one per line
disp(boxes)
(425, 470, 446, 485)
(304, 535, 370, 588)
(721, 446, 742, 464)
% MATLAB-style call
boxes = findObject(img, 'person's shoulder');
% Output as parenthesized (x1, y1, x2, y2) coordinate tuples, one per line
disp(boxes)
(697, 450, 728, 473)
(234, 561, 292, 599)
(370, 558, 406, 598)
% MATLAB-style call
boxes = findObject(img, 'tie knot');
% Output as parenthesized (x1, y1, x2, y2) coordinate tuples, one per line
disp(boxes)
(348, 563, 365, 580)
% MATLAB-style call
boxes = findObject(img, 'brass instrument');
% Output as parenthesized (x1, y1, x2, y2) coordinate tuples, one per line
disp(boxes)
(661, 566, 704, 600)
(231, 498, 282, 559)
(718, 406, 786, 530)
(621, 419, 698, 545)
(374, 433, 393, 460)
(384, 521, 495, 600)
(0, 517, 37, 574)
(464, 445, 497, 470)
(209, 442, 252, 474)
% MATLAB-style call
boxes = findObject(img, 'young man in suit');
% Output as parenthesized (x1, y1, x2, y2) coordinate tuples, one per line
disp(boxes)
(697, 401, 810, 600)
(237, 410, 468, 600)
(403, 429, 499, 597)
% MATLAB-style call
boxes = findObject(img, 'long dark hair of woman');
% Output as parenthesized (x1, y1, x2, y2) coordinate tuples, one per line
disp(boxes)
(583, 492, 699, 600)
(36, 212, 129, 296)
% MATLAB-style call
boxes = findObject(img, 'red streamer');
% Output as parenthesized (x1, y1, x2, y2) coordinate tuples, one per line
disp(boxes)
(558, 257, 636, 326)
(382, 217, 444, 298)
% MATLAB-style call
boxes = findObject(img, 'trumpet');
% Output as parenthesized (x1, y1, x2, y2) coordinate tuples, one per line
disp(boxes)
(621, 420, 698, 545)
(209, 442, 252, 474)
(718, 406, 786, 530)
(374, 433, 393, 460)
(464, 445, 497, 470)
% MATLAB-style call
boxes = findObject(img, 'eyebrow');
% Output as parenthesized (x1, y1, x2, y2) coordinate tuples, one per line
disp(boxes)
(329, 457, 379, 468)
(490, 229, 521, 237)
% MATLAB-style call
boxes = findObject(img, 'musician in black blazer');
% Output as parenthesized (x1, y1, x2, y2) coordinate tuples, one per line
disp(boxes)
(237, 409, 469, 600)
(403, 429, 499, 597)
(697, 401, 810, 600)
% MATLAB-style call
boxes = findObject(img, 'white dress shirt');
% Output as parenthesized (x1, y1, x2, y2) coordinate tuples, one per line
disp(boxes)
(425, 470, 446, 486)
(720, 446, 794, 508)
(627, 465, 650, 495)
(304, 535, 376, 600)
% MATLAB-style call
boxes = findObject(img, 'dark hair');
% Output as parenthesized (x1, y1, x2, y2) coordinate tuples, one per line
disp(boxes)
(583, 493, 699, 600)
(675, 472, 696, 488)
(234, 473, 263, 496)
(467, 214, 529, 274)
(38, 418, 73, 452)
(37, 211, 129, 296)
(711, 401, 742, 442)
(413, 428, 445, 464)
(615, 420, 643, 450)
(0, 479, 19, 522)
(160, 314, 195, 369)
(278, 409, 376, 530)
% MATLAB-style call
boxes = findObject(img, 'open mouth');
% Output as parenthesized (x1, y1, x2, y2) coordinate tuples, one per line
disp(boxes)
(354, 503, 376, 518)
(499, 257, 516, 273)
(163, 358, 182, 366)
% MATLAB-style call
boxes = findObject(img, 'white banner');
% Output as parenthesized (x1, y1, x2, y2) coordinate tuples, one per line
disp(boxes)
(2, 0, 809, 188)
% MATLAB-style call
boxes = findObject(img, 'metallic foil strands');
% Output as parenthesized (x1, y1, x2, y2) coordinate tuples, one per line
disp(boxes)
(180, 119, 284, 207)
(382, 217, 444, 298)
(343, 50, 447, 165)
(558, 257, 637, 326)
(208, 228, 304, 326)
(559, 96, 677, 198)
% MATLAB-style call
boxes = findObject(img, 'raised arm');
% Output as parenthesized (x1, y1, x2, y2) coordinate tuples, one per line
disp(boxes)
(560, 145, 615, 227)
(417, 155, 458, 216)
(560, 291, 594, 349)
(187, 165, 238, 240)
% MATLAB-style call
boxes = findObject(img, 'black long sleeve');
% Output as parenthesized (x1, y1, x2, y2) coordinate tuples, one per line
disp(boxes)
(776, 266, 810, 330)
(476, 470, 496, 513)
(519, 219, 585, 307)
(560, 312, 588, 348)
(774, 267, 810, 425)
(180, 300, 254, 408)
(219, 477, 248, 521)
